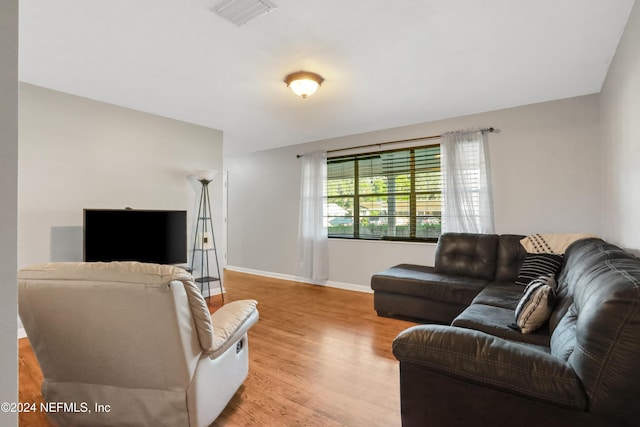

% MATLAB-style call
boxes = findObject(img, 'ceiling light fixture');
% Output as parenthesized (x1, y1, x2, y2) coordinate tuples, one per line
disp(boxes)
(284, 71, 324, 99)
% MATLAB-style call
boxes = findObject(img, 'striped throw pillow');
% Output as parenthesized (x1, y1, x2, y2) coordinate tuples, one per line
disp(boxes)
(515, 253, 564, 286)
(514, 274, 557, 334)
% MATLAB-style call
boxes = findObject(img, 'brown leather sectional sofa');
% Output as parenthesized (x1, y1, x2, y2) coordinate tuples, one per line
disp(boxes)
(371, 233, 640, 426)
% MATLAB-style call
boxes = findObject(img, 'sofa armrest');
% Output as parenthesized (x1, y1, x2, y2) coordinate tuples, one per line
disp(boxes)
(392, 324, 587, 409)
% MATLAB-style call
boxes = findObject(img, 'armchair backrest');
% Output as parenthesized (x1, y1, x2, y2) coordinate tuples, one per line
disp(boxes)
(18, 262, 211, 392)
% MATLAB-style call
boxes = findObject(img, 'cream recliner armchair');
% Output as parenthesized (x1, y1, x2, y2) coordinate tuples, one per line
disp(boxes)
(18, 262, 259, 427)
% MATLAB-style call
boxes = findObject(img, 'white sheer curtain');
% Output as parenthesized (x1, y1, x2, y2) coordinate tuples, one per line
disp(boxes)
(296, 151, 329, 284)
(441, 129, 495, 234)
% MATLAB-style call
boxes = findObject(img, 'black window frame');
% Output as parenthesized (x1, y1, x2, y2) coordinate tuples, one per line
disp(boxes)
(326, 143, 442, 243)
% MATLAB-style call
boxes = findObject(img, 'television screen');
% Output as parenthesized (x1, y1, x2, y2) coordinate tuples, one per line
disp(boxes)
(83, 209, 187, 264)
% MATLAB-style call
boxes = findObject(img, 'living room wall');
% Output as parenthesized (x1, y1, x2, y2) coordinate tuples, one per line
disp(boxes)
(0, 0, 19, 423)
(600, 0, 640, 253)
(18, 84, 225, 323)
(225, 94, 602, 290)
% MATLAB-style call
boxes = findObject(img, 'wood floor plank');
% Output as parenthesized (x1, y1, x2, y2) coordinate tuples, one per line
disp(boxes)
(19, 270, 415, 426)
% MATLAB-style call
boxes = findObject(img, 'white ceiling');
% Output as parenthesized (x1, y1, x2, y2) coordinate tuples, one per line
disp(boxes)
(19, 0, 635, 155)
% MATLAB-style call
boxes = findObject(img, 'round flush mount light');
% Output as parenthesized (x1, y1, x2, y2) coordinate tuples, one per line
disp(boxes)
(284, 71, 324, 98)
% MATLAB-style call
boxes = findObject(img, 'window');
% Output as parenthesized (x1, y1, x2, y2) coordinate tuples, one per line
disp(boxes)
(326, 144, 441, 241)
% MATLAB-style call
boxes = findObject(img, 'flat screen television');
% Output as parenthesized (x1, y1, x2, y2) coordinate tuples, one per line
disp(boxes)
(83, 209, 187, 264)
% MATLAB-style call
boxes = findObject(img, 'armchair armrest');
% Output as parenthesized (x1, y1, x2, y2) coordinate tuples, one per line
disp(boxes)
(392, 324, 587, 410)
(207, 299, 259, 359)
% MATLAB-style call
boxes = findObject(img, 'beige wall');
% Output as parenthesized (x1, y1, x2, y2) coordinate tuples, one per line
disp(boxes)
(18, 84, 225, 327)
(225, 94, 602, 290)
(0, 0, 19, 424)
(600, 0, 640, 253)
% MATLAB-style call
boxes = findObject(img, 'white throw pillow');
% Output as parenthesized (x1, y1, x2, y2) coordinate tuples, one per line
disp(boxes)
(514, 274, 557, 334)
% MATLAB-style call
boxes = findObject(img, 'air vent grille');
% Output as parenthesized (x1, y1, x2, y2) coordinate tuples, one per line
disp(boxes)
(212, 0, 278, 26)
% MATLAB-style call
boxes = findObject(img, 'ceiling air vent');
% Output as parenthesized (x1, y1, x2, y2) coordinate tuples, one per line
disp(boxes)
(212, 0, 278, 26)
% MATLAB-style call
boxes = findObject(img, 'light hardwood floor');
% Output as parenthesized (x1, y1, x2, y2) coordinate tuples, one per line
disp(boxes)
(18, 270, 416, 426)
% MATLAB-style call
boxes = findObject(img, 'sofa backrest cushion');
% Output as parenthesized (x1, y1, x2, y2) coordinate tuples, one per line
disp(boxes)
(550, 238, 634, 333)
(494, 234, 526, 282)
(435, 233, 498, 281)
(549, 239, 640, 425)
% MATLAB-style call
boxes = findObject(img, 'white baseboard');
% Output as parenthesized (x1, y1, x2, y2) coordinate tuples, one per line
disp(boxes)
(225, 265, 373, 294)
(18, 328, 27, 339)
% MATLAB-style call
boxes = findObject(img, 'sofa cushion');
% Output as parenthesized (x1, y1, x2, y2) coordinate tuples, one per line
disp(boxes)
(513, 275, 557, 334)
(551, 237, 634, 333)
(555, 237, 634, 299)
(494, 234, 527, 281)
(452, 303, 551, 347)
(471, 282, 524, 310)
(515, 253, 563, 286)
(435, 233, 499, 281)
(550, 303, 578, 362)
(371, 264, 488, 306)
(548, 293, 574, 334)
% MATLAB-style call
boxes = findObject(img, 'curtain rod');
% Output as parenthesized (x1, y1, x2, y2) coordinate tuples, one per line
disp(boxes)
(296, 127, 499, 158)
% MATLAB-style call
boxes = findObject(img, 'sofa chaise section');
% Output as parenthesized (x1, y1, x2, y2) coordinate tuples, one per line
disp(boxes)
(371, 263, 489, 323)
(371, 233, 526, 323)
